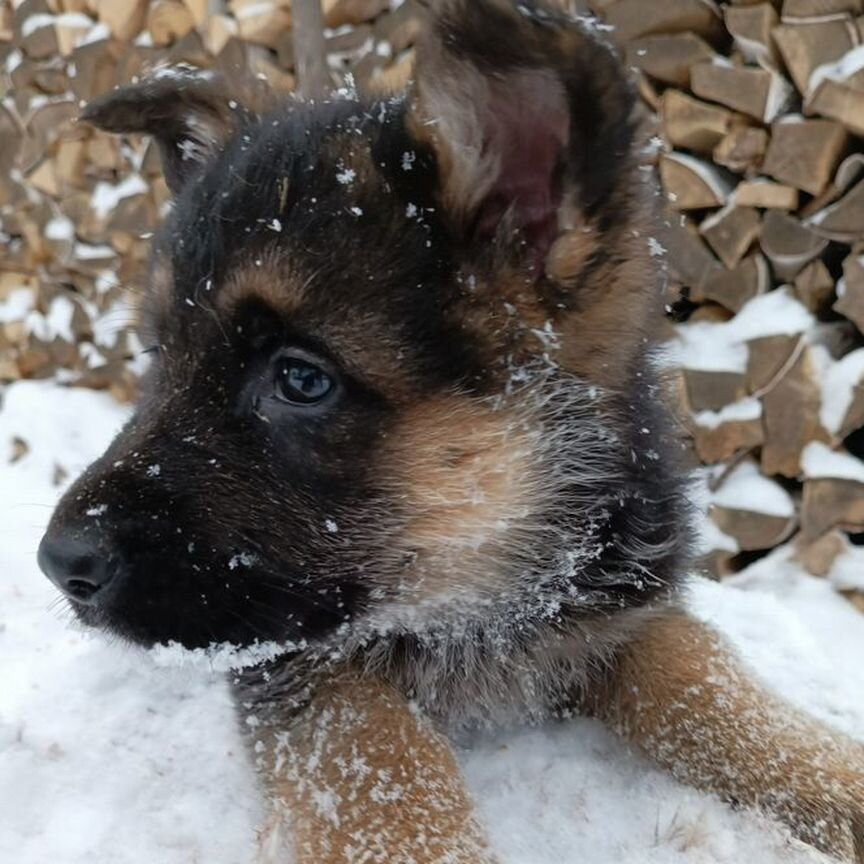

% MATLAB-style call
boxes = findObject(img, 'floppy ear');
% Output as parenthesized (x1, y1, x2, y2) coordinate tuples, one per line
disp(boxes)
(81, 68, 256, 195)
(407, 0, 635, 271)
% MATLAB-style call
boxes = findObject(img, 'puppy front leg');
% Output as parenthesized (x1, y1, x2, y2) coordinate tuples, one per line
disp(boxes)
(257, 676, 496, 864)
(599, 609, 864, 861)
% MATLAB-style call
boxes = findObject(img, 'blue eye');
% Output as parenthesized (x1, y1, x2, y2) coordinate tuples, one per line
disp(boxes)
(275, 356, 334, 405)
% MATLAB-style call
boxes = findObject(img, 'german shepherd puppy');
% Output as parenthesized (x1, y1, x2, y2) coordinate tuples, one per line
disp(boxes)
(38, 1, 864, 861)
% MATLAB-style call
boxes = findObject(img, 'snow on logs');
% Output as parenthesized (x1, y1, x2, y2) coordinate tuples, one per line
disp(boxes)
(605, 0, 864, 598)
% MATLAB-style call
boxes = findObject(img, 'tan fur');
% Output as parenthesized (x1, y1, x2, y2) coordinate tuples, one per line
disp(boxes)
(598, 610, 864, 861)
(380, 395, 536, 608)
(260, 676, 496, 864)
(217, 250, 309, 319)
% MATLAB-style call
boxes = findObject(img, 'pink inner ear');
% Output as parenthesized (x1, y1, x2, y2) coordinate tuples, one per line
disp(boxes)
(475, 72, 570, 269)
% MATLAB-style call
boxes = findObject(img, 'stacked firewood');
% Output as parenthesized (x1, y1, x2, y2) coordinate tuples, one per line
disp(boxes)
(1, 0, 863, 603)
(589, 0, 864, 599)
(0, 0, 420, 400)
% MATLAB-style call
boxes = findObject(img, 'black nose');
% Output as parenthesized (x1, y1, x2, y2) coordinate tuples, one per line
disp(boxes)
(38, 532, 115, 605)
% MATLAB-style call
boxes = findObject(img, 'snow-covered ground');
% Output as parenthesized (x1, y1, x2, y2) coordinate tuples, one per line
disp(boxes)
(1, 380, 862, 864)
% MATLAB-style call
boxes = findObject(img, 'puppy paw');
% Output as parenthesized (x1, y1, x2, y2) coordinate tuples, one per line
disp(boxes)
(772, 757, 864, 863)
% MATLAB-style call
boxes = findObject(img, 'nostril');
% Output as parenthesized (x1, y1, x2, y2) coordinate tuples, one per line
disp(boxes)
(66, 577, 103, 602)
(38, 533, 115, 606)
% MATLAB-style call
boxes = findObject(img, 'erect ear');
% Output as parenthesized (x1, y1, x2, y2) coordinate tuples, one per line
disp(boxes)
(81, 68, 258, 196)
(407, 0, 635, 270)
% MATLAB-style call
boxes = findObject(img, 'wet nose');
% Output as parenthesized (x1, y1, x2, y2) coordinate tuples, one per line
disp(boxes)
(37, 531, 115, 605)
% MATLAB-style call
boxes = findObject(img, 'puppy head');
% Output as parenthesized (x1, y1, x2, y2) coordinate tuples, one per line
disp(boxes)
(39, 1, 687, 651)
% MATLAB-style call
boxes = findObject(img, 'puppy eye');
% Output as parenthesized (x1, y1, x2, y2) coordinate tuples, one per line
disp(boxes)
(274, 355, 334, 406)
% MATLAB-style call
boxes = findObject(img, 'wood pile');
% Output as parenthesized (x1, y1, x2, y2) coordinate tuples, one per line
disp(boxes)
(0, 0, 421, 399)
(590, 0, 864, 601)
(0, 0, 862, 604)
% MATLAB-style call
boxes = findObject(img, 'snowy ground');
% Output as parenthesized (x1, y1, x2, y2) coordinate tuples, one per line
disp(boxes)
(2, 380, 863, 864)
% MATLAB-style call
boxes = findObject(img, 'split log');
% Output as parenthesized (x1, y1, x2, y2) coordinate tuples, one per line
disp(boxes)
(602, 0, 725, 44)
(96, 0, 147, 41)
(684, 368, 748, 412)
(801, 478, 864, 540)
(805, 46, 864, 136)
(758, 343, 827, 477)
(660, 89, 734, 152)
(323, 0, 389, 29)
(701, 253, 769, 312)
(794, 529, 848, 577)
(806, 178, 864, 241)
(733, 179, 799, 210)
(626, 32, 716, 87)
(699, 203, 761, 268)
(147, 0, 195, 47)
(655, 218, 722, 297)
(783, 0, 864, 16)
(710, 461, 797, 551)
(691, 60, 791, 122)
(713, 126, 768, 173)
(773, 19, 857, 97)
(760, 209, 830, 279)
(724, 3, 778, 64)
(834, 251, 864, 333)
(762, 118, 847, 196)
(692, 397, 764, 463)
(235, 1, 292, 50)
(660, 152, 732, 210)
(793, 259, 836, 312)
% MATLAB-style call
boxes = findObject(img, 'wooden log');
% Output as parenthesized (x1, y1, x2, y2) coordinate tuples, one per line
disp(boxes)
(235, 0, 292, 50)
(691, 60, 791, 122)
(691, 397, 764, 463)
(701, 252, 769, 311)
(147, 0, 195, 46)
(183, 0, 208, 27)
(760, 209, 829, 279)
(713, 126, 768, 173)
(709, 461, 796, 551)
(804, 44, 864, 135)
(794, 529, 848, 577)
(834, 251, 864, 334)
(323, 0, 389, 29)
(699, 203, 761, 268)
(758, 344, 826, 477)
(602, 0, 725, 44)
(802, 477, 864, 540)
(655, 218, 722, 297)
(684, 368, 748, 412)
(806, 177, 864, 241)
(96, 0, 147, 41)
(204, 13, 238, 55)
(724, 3, 778, 64)
(659, 152, 732, 210)
(773, 19, 857, 96)
(626, 32, 717, 87)
(733, 178, 799, 209)
(783, 0, 863, 17)
(793, 258, 836, 312)
(21, 12, 93, 58)
(660, 89, 734, 152)
(70, 37, 125, 102)
(762, 118, 847, 195)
